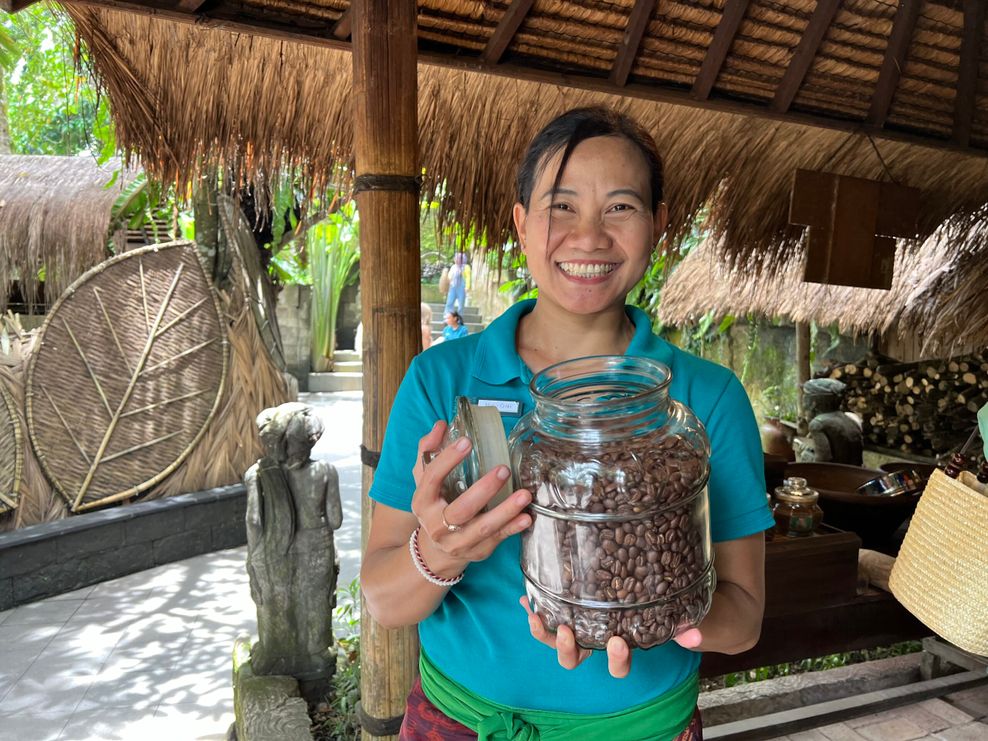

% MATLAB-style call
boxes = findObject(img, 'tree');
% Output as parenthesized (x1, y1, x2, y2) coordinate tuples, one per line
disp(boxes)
(1, 7, 113, 157)
(0, 24, 17, 153)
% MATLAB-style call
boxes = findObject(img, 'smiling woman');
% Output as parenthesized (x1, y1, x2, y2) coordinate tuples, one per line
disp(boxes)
(361, 106, 773, 741)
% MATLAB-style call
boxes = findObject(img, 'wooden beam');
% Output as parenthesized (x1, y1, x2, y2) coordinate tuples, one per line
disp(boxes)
(770, 0, 842, 113)
(175, 0, 207, 12)
(866, 0, 921, 127)
(610, 0, 657, 87)
(953, 0, 986, 146)
(0, 0, 40, 11)
(64, 0, 988, 159)
(332, 7, 351, 40)
(691, 0, 750, 100)
(351, 0, 421, 739)
(481, 0, 535, 65)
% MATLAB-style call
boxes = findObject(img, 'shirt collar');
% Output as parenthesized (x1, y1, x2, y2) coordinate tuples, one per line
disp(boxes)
(473, 299, 675, 386)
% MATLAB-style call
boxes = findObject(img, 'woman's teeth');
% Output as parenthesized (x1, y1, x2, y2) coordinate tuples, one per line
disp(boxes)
(558, 262, 616, 277)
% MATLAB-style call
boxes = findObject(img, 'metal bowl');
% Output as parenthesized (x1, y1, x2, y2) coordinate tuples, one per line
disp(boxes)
(856, 469, 926, 497)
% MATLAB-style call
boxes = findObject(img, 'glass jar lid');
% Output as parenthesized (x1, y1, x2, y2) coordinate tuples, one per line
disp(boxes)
(774, 476, 819, 504)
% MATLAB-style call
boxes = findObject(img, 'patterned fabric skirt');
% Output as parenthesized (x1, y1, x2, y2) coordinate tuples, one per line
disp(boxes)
(398, 677, 703, 741)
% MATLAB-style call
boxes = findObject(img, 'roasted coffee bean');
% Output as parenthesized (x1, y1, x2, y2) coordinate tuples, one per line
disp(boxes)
(520, 431, 713, 649)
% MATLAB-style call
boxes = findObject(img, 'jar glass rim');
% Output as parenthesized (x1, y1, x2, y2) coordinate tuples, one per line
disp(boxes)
(530, 355, 672, 404)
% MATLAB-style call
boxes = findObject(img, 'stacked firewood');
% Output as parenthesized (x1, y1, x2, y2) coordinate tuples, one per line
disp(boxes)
(818, 351, 988, 457)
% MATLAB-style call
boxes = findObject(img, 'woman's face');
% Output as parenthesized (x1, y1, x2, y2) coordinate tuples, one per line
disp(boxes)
(513, 135, 667, 317)
(445, 312, 457, 327)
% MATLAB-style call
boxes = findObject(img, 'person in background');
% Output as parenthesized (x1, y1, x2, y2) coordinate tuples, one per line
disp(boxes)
(362, 106, 771, 741)
(421, 302, 434, 352)
(441, 311, 469, 342)
(444, 252, 469, 315)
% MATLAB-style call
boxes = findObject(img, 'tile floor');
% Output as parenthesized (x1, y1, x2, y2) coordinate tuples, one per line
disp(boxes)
(0, 391, 363, 741)
(0, 548, 252, 740)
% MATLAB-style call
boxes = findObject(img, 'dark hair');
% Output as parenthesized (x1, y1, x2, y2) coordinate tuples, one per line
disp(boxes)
(516, 107, 664, 212)
(449, 311, 464, 327)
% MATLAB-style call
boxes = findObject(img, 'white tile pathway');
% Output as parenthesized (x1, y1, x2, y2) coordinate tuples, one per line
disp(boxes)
(0, 391, 363, 741)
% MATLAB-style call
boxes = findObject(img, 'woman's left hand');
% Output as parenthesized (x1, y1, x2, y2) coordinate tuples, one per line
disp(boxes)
(519, 597, 703, 678)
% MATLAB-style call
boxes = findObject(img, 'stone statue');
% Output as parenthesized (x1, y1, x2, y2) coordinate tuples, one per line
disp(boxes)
(796, 378, 863, 465)
(244, 402, 343, 691)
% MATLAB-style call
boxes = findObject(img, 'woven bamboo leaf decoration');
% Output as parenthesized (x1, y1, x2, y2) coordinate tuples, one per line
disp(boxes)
(217, 194, 287, 372)
(0, 384, 22, 514)
(25, 242, 228, 512)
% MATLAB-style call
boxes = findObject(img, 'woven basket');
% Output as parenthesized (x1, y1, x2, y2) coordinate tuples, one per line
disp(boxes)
(889, 469, 988, 656)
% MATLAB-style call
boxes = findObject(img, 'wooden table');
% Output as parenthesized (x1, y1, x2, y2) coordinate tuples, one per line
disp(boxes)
(700, 527, 930, 678)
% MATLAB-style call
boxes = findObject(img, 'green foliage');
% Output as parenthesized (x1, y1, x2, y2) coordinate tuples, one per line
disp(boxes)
(2, 7, 114, 156)
(309, 202, 360, 371)
(0, 24, 18, 70)
(105, 172, 174, 250)
(497, 251, 538, 301)
(315, 578, 361, 741)
(716, 641, 923, 689)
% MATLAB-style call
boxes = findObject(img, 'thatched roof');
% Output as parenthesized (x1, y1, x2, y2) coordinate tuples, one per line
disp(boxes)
(0, 155, 140, 311)
(64, 4, 988, 264)
(656, 218, 988, 356)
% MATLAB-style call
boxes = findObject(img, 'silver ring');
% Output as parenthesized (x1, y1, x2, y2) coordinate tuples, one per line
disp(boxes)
(441, 508, 462, 533)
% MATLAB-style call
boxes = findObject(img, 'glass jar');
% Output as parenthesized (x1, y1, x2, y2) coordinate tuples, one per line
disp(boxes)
(772, 477, 823, 537)
(507, 355, 714, 650)
(432, 396, 514, 510)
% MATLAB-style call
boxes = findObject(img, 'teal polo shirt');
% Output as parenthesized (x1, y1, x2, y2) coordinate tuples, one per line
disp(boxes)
(370, 299, 774, 714)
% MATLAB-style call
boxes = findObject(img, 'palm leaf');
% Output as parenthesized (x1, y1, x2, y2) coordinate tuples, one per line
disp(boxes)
(25, 242, 228, 512)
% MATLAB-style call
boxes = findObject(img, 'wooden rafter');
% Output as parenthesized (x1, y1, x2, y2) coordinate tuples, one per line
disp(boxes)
(953, 0, 986, 146)
(481, 0, 535, 65)
(66, 0, 988, 158)
(610, 0, 657, 87)
(866, 0, 920, 127)
(770, 0, 842, 113)
(0, 0, 39, 10)
(332, 7, 351, 40)
(691, 0, 750, 100)
(175, 0, 208, 11)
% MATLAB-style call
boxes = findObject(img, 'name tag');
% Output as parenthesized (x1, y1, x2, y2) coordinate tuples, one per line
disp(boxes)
(477, 398, 521, 415)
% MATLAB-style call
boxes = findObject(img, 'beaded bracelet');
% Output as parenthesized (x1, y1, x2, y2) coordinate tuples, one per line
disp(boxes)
(408, 527, 464, 587)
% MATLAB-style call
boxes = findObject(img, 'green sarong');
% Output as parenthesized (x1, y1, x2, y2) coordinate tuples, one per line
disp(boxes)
(419, 650, 698, 741)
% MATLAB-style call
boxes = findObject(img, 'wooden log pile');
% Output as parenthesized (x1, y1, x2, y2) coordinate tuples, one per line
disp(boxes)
(817, 351, 988, 457)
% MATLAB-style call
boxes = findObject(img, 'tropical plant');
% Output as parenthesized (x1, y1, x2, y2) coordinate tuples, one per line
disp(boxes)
(2, 7, 114, 156)
(313, 577, 362, 741)
(309, 202, 360, 372)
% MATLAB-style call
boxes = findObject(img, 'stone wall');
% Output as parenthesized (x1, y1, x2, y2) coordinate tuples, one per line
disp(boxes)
(276, 285, 312, 387)
(0, 484, 247, 611)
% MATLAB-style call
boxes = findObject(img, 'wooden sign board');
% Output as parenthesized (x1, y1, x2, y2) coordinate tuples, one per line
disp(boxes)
(790, 170, 920, 290)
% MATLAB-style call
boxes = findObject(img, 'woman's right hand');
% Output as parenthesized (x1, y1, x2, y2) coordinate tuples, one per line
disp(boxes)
(410, 421, 533, 580)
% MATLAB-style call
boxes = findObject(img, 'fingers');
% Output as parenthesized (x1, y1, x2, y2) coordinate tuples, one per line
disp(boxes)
(442, 468, 532, 539)
(554, 625, 589, 670)
(519, 598, 592, 671)
(673, 627, 703, 650)
(414, 420, 448, 484)
(606, 636, 631, 678)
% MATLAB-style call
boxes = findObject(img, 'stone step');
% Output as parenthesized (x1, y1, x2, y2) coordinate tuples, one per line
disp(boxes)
(426, 304, 481, 321)
(308, 372, 363, 392)
(333, 349, 361, 362)
(430, 320, 485, 332)
(334, 360, 363, 372)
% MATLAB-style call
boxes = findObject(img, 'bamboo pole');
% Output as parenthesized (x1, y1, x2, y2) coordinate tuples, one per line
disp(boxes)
(796, 321, 812, 434)
(352, 1, 421, 740)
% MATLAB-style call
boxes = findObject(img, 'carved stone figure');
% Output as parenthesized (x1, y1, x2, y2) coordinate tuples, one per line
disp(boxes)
(796, 378, 863, 465)
(244, 402, 343, 687)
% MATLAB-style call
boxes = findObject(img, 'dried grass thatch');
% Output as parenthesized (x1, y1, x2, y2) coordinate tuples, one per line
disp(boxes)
(143, 282, 297, 499)
(64, 6, 988, 265)
(0, 315, 62, 534)
(0, 155, 141, 312)
(657, 217, 988, 357)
